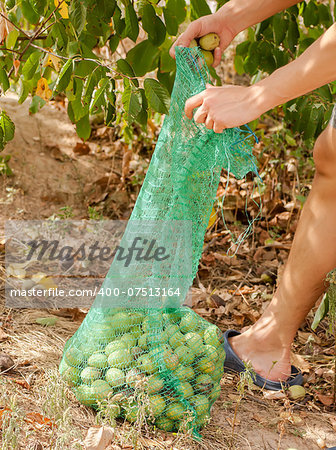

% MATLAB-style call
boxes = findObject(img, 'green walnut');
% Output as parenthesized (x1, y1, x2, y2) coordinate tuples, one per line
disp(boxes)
(199, 33, 220, 51)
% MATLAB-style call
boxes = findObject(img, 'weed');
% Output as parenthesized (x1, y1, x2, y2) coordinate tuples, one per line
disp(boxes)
(88, 206, 103, 220)
(40, 369, 82, 449)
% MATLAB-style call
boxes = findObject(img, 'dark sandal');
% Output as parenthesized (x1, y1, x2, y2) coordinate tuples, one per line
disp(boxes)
(223, 329, 303, 390)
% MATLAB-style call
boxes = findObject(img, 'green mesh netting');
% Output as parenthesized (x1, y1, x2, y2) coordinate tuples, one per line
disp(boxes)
(59, 46, 258, 435)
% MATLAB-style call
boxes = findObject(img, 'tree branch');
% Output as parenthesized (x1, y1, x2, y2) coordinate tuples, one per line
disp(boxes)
(0, 11, 28, 37)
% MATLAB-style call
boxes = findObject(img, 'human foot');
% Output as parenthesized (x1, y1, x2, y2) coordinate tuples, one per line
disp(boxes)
(228, 331, 292, 382)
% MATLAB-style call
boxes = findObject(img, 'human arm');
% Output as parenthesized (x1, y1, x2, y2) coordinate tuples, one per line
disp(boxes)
(170, 0, 300, 66)
(184, 23, 336, 133)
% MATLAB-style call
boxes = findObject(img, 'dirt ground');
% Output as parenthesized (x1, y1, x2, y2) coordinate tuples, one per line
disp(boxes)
(0, 94, 336, 449)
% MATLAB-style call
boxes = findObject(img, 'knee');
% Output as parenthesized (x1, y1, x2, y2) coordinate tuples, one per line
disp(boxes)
(313, 125, 336, 176)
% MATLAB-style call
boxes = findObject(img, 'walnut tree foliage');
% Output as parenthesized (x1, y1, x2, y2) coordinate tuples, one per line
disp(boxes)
(0, 0, 334, 174)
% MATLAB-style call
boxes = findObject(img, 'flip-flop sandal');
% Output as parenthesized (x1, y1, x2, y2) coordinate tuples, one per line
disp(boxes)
(223, 329, 303, 390)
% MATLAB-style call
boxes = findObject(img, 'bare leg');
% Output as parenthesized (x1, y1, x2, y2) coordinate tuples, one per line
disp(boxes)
(229, 123, 336, 381)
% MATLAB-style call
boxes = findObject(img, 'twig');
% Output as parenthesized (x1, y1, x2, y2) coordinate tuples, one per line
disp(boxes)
(7, 0, 66, 77)
(0, 47, 21, 54)
(17, 35, 48, 41)
(0, 11, 28, 37)
(29, 43, 138, 81)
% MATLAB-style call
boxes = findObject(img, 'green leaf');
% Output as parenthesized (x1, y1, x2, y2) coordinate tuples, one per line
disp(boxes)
(109, 34, 120, 53)
(18, 80, 31, 104)
(234, 55, 244, 76)
(299, 37, 315, 54)
(190, 0, 211, 18)
(113, 5, 126, 38)
(116, 59, 136, 78)
(75, 60, 97, 77)
(287, 18, 299, 53)
(0, 111, 15, 142)
(160, 49, 176, 73)
(90, 78, 110, 113)
(22, 52, 40, 80)
(36, 317, 58, 326)
(137, 88, 148, 129)
(272, 13, 287, 46)
(166, 0, 186, 24)
(125, 1, 139, 42)
(76, 114, 91, 140)
(244, 56, 258, 75)
(285, 133, 296, 147)
(82, 68, 103, 109)
(0, 128, 4, 151)
(144, 78, 170, 114)
(0, 154, 12, 175)
(142, 4, 166, 46)
(302, 104, 319, 141)
(93, 0, 115, 19)
(126, 40, 160, 77)
(163, 8, 179, 36)
(54, 59, 74, 93)
(105, 101, 116, 126)
(312, 293, 329, 331)
(0, 69, 10, 92)
(128, 92, 142, 123)
(157, 69, 175, 94)
(69, 78, 86, 121)
(235, 41, 250, 57)
(29, 95, 45, 114)
(51, 22, 68, 51)
(69, 0, 87, 35)
(21, 0, 40, 23)
(5, 29, 19, 49)
(318, 4, 332, 28)
(31, 0, 46, 15)
(303, 1, 319, 27)
(122, 81, 142, 124)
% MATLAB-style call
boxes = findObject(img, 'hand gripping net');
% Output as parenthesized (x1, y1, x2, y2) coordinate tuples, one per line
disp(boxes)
(59, 46, 258, 436)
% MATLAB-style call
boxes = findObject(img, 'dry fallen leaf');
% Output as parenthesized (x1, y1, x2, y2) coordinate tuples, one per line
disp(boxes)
(0, 328, 8, 341)
(290, 352, 311, 373)
(263, 390, 286, 400)
(48, 307, 87, 321)
(25, 412, 54, 430)
(0, 407, 11, 426)
(329, 415, 336, 432)
(0, 354, 14, 371)
(316, 393, 334, 407)
(74, 142, 91, 155)
(6, 377, 30, 389)
(83, 426, 114, 450)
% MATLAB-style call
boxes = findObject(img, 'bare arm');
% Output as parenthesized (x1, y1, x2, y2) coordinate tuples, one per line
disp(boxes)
(221, 0, 300, 37)
(170, 0, 300, 65)
(253, 23, 336, 110)
(184, 23, 336, 132)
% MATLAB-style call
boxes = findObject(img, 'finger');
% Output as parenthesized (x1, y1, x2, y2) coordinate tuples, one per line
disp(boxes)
(194, 107, 208, 124)
(212, 47, 222, 67)
(169, 23, 200, 58)
(205, 116, 214, 130)
(213, 121, 225, 133)
(184, 92, 205, 119)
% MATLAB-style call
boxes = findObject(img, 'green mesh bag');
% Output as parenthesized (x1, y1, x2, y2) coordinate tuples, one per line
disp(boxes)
(59, 46, 258, 435)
